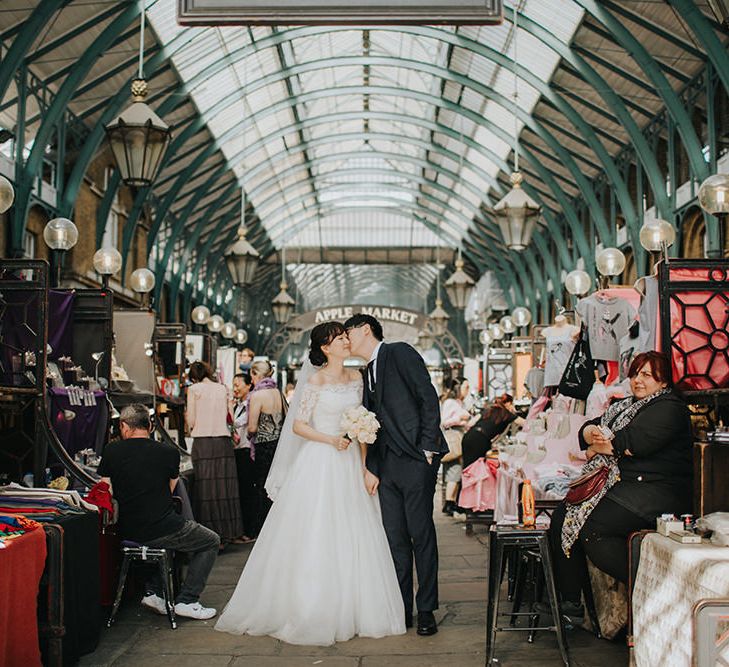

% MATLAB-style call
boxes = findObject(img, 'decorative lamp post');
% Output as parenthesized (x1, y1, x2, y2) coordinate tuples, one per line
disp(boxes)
(104, 9, 171, 187)
(596, 247, 626, 288)
(271, 246, 295, 325)
(93, 247, 123, 288)
(492, 7, 541, 251)
(479, 330, 493, 347)
(565, 269, 592, 296)
(489, 323, 505, 342)
(221, 322, 237, 340)
(207, 314, 224, 334)
(698, 173, 729, 257)
(0, 174, 14, 213)
(499, 315, 516, 335)
(191, 305, 210, 329)
(130, 267, 155, 308)
(225, 226, 260, 287)
(444, 252, 475, 310)
(43, 218, 78, 287)
(429, 238, 449, 336)
(639, 219, 676, 262)
(511, 306, 532, 330)
(130, 267, 155, 293)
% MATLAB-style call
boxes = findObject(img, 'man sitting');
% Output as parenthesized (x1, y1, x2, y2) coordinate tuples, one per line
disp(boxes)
(99, 403, 219, 620)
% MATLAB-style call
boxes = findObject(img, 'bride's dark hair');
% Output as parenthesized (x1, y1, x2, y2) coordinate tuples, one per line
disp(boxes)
(309, 321, 346, 366)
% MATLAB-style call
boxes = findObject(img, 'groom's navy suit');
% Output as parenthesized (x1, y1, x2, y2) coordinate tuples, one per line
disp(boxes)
(363, 342, 449, 618)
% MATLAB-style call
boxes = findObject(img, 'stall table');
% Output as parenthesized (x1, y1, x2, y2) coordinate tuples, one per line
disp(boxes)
(633, 533, 729, 667)
(0, 528, 47, 667)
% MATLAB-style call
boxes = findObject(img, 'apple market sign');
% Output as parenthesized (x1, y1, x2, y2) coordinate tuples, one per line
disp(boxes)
(178, 0, 503, 26)
(289, 305, 428, 332)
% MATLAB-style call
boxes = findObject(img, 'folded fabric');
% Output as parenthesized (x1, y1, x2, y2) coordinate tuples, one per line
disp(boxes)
(84, 481, 113, 514)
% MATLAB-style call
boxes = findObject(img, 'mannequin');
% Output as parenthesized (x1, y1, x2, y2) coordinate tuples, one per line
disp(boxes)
(541, 315, 579, 387)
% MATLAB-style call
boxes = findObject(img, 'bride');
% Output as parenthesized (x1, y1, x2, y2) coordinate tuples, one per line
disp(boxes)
(215, 321, 406, 645)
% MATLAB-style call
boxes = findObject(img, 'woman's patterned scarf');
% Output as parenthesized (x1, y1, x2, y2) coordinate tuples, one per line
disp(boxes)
(561, 388, 671, 556)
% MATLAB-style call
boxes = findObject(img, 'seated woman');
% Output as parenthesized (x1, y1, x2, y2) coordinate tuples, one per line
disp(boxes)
(545, 351, 692, 620)
(461, 394, 523, 469)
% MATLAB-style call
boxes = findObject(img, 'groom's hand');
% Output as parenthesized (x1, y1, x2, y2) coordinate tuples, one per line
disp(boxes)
(364, 469, 380, 495)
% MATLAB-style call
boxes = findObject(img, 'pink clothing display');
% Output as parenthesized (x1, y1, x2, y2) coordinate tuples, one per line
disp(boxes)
(459, 458, 498, 511)
(187, 380, 231, 437)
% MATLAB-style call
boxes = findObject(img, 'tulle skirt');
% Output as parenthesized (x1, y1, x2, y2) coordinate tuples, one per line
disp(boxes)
(214, 438, 406, 645)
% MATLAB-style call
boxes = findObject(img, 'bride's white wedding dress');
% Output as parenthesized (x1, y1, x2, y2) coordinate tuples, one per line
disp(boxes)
(215, 377, 406, 645)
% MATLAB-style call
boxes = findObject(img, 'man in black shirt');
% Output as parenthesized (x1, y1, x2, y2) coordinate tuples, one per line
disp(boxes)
(99, 404, 219, 620)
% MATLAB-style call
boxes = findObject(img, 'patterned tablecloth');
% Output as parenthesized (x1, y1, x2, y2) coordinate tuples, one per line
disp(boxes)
(633, 533, 729, 667)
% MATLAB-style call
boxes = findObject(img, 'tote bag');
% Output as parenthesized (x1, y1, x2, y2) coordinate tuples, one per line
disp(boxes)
(558, 324, 595, 400)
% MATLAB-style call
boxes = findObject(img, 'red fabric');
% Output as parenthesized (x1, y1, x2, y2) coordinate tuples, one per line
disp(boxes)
(84, 481, 113, 514)
(604, 360, 619, 386)
(0, 528, 46, 667)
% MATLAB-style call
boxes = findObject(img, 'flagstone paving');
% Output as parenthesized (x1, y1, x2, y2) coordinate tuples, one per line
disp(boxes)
(80, 507, 629, 667)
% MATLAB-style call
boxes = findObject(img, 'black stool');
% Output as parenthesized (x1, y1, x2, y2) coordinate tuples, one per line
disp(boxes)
(107, 541, 177, 630)
(486, 525, 569, 666)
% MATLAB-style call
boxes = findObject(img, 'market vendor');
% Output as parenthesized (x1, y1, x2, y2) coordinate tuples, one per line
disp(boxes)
(541, 351, 693, 623)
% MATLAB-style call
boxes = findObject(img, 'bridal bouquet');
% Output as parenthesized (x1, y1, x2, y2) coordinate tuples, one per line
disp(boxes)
(340, 406, 380, 445)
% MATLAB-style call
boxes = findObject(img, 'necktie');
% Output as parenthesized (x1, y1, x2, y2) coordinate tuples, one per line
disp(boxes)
(367, 360, 375, 392)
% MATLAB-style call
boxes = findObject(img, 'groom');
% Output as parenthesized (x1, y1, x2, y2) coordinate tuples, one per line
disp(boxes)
(345, 314, 448, 636)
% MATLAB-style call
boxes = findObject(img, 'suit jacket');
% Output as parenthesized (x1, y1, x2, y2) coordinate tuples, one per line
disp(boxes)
(363, 342, 449, 476)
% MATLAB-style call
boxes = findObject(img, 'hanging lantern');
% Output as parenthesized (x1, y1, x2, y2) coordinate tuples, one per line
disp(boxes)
(596, 248, 626, 277)
(105, 79, 172, 187)
(224, 227, 260, 287)
(479, 330, 493, 347)
(639, 219, 676, 253)
(92, 247, 122, 278)
(493, 172, 541, 251)
(444, 256, 476, 310)
(272, 281, 296, 325)
(499, 315, 516, 334)
(130, 267, 155, 293)
(0, 174, 15, 213)
(417, 326, 435, 350)
(235, 329, 248, 345)
(511, 306, 532, 328)
(191, 305, 210, 325)
(429, 299, 450, 337)
(207, 314, 224, 333)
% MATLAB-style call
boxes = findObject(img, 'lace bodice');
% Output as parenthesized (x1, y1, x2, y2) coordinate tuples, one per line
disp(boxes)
(297, 379, 363, 436)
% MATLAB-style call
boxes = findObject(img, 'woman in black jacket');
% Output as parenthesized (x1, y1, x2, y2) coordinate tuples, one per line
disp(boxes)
(461, 394, 522, 469)
(545, 351, 692, 620)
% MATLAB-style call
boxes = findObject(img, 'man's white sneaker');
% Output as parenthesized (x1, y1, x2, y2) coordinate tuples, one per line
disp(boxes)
(141, 593, 167, 615)
(174, 601, 217, 620)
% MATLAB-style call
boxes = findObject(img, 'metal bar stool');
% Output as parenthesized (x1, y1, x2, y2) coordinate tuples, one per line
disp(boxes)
(486, 525, 570, 666)
(107, 541, 177, 630)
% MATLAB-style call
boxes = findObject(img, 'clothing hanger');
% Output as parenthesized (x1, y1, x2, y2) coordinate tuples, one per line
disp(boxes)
(633, 276, 646, 297)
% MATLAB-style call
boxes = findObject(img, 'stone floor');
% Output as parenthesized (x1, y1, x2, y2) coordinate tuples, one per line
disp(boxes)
(80, 508, 630, 667)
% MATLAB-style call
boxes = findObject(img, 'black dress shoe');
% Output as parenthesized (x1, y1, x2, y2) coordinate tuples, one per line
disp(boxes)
(405, 614, 413, 629)
(416, 611, 437, 636)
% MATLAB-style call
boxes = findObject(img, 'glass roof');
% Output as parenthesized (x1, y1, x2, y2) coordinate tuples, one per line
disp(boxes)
(146, 1, 584, 250)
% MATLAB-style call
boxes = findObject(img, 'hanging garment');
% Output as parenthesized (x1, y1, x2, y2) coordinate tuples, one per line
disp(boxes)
(576, 294, 636, 362)
(542, 326, 578, 387)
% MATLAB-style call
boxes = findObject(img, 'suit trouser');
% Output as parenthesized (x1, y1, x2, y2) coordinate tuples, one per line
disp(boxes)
(378, 445, 440, 615)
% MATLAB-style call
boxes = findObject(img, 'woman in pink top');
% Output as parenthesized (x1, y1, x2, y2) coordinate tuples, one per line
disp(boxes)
(187, 361, 244, 545)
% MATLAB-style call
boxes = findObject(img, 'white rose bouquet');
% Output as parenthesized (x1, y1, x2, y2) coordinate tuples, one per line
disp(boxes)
(340, 405, 380, 445)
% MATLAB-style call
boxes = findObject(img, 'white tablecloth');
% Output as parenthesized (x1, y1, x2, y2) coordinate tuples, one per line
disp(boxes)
(633, 533, 729, 667)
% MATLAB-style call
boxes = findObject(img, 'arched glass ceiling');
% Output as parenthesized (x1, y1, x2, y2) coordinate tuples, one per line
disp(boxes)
(146, 1, 584, 250)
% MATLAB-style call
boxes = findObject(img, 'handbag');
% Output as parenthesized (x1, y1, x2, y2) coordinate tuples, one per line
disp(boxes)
(441, 427, 463, 463)
(558, 324, 595, 400)
(565, 465, 610, 505)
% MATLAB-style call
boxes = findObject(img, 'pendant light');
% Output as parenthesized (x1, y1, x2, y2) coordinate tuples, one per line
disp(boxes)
(429, 234, 449, 336)
(492, 5, 540, 250)
(271, 245, 295, 325)
(445, 249, 476, 310)
(105, 5, 171, 187)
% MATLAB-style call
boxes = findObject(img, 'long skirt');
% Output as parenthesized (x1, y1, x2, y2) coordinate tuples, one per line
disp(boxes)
(192, 436, 244, 541)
